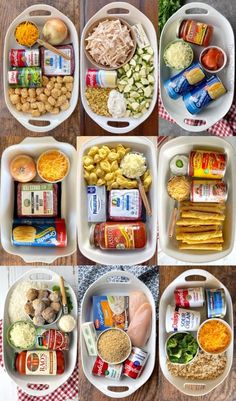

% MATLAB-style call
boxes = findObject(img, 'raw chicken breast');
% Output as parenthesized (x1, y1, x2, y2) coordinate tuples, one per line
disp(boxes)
(127, 302, 152, 347)
(129, 291, 149, 322)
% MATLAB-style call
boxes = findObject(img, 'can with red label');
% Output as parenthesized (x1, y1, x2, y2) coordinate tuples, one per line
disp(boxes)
(92, 356, 122, 380)
(190, 180, 228, 203)
(9, 49, 40, 67)
(86, 69, 117, 88)
(36, 329, 69, 351)
(123, 347, 149, 379)
(174, 287, 205, 308)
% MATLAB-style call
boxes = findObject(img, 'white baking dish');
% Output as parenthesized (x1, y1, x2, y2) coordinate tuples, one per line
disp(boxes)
(159, 2, 235, 132)
(4, 4, 79, 133)
(157, 137, 236, 263)
(159, 269, 234, 396)
(3, 268, 78, 397)
(0, 137, 77, 263)
(77, 136, 158, 265)
(80, 2, 158, 134)
(80, 270, 156, 398)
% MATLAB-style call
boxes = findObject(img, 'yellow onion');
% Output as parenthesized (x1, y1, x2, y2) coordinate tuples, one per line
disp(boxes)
(42, 18, 68, 45)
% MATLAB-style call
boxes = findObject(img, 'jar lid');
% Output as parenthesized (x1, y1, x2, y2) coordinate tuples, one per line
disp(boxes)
(89, 224, 96, 247)
(176, 19, 184, 38)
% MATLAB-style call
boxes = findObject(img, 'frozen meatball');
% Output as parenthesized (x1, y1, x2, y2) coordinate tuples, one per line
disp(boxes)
(33, 315, 45, 326)
(38, 290, 49, 299)
(26, 288, 39, 301)
(24, 302, 35, 316)
(49, 292, 61, 303)
(51, 302, 61, 313)
(42, 307, 56, 323)
(32, 299, 47, 314)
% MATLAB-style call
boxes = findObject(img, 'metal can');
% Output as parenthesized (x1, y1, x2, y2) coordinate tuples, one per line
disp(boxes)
(8, 67, 42, 87)
(183, 75, 227, 115)
(206, 288, 226, 318)
(190, 180, 228, 203)
(189, 150, 227, 179)
(123, 347, 149, 379)
(164, 62, 206, 100)
(9, 49, 40, 67)
(177, 19, 213, 47)
(36, 329, 69, 351)
(174, 287, 205, 308)
(92, 356, 122, 380)
(166, 305, 201, 333)
(86, 69, 117, 88)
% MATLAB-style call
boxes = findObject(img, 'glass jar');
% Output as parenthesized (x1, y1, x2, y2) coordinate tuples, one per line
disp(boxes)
(177, 19, 213, 47)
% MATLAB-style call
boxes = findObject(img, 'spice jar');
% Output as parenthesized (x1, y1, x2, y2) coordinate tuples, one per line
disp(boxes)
(90, 222, 147, 250)
(15, 350, 65, 375)
(177, 19, 213, 46)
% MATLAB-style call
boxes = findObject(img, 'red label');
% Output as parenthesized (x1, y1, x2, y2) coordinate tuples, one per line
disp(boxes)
(175, 289, 190, 308)
(86, 69, 99, 87)
(104, 225, 135, 249)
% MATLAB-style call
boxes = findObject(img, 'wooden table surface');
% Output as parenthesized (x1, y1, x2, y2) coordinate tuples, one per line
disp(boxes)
(159, 266, 236, 401)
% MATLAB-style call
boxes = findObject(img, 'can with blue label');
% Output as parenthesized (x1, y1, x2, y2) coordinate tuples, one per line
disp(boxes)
(206, 288, 226, 318)
(183, 75, 227, 114)
(164, 62, 206, 100)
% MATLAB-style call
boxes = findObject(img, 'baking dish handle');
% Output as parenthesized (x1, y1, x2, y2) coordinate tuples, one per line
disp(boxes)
(179, 2, 216, 16)
(100, 119, 139, 135)
(19, 268, 55, 282)
(180, 119, 209, 132)
(171, 269, 216, 285)
(20, 382, 58, 398)
(21, 255, 58, 264)
(92, 270, 137, 286)
(101, 1, 134, 16)
(21, 118, 62, 133)
(20, 136, 59, 145)
(99, 385, 134, 398)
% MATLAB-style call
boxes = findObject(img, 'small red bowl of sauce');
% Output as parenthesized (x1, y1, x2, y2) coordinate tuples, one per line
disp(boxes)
(200, 46, 227, 73)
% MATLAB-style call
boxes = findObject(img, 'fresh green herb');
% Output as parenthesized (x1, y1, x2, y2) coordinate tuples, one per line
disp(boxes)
(167, 333, 198, 364)
(52, 285, 74, 314)
(159, 0, 184, 33)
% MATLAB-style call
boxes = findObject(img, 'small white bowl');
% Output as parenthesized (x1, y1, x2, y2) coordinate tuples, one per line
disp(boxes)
(199, 46, 227, 74)
(37, 149, 70, 183)
(97, 328, 132, 365)
(165, 331, 199, 366)
(197, 318, 232, 355)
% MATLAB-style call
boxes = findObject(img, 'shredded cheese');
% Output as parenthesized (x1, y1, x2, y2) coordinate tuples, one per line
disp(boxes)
(120, 153, 146, 179)
(9, 322, 36, 349)
(37, 150, 69, 182)
(15, 21, 39, 47)
(198, 320, 231, 353)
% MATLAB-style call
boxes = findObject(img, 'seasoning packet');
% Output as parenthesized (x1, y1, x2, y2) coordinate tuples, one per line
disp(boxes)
(93, 295, 129, 331)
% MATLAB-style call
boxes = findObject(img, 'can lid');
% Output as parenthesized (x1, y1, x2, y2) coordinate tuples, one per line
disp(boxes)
(89, 224, 96, 247)
(176, 19, 184, 38)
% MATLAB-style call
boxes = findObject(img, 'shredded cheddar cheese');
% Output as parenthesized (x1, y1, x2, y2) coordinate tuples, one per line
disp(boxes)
(198, 320, 231, 354)
(15, 21, 39, 47)
(37, 150, 69, 182)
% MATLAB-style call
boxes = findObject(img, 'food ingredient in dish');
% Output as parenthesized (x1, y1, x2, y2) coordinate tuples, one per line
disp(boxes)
(206, 288, 226, 318)
(127, 302, 152, 347)
(163, 40, 193, 70)
(85, 87, 112, 116)
(178, 19, 213, 47)
(97, 328, 131, 364)
(108, 189, 142, 221)
(107, 90, 126, 118)
(17, 182, 59, 217)
(25, 288, 61, 325)
(164, 62, 206, 100)
(40, 45, 75, 76)
(15, 350, 65, 375)
(132, 24, 150, 49)
(170, 155, 189, 176)
(86, 69, 117, 88)
(129, 291, 149, 322)
(14, 21, 39, 47)
(37, 150, 69, 182)
(117, 46, 155, 118)
(8, 321, 36, 349)
(158, 0, 183, 32)
(8, 75, 73, 117)
(87, 185, 107, 223)
(167, 176, 191, 201)
(58, 315, 76, 332)
(189, 150, 227, 179)
(85, 19, 135, 68)
(90, 222, 147, 250)
(123, 347, 149, 379)
(174, 287, 205, 308)
(81, 322, 97, 356)
(36, 328, 69, 350)
(166, 332, 198, 364)
(93, 295, 129, 331)
(8, 67, 42, 88)
(167, 349, 227, 379)
(92, 356, 123, 380)
(166, 305, 201, 332)
(183, 75, 227, 115)
(201, 47, 225, 71)
(42, 18, 68, 45)
(190, 180, 228, 203)
(10, 155, 36, 183)
(120, 152, 146, 179)
(198, 319, 231, 354)
(9, 49, 40, 67)
(12, 218, 67, 247)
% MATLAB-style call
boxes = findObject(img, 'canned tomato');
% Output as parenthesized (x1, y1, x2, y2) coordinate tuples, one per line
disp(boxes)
(123, 347, 149, 379)
(189, 150, 227, 179)
(92, 356, 122, 380)
(8, 67, 42, 88)
(174, 287, 205, 308)
(190, 180, 228, 203)
(166, 305, 201, 333)
(86, 69, 117, 88)
(206, 288, 226, 318)
(36, 329, 69, 351)
(9, 49, 40, 67)
(183, 75, 227, 115)
(177, 19, 213, 46)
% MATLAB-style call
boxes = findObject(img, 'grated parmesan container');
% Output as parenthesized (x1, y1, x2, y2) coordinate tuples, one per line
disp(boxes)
(159, 2, 235, 132)
(3, 268, 78, 397)
(80, 270, 156, 398)
(80, 2, 158, 134)
(4, 4, 79, 132)
(159, 269, 233, 396)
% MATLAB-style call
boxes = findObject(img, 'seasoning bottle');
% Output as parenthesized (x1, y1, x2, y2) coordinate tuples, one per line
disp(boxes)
(177, 19, 213, 46)
(15, 350, 65, 375)
(90, 222, 147, 250)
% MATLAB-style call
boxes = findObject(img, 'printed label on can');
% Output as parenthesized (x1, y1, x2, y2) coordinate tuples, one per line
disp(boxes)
(123, 347, 149, 379)
(189, 150, 227, 179)
(175, 287, 205, 308)
(92, 356, 122, 380)
(166, 305, 201, 332)
(190, 180, 227, 203)
(9, 49, 40, 67)
(206, 288, 226, 318)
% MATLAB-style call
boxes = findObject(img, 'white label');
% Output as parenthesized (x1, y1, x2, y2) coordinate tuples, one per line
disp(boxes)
(43, 49, 71, 75)
(25, 351, 57, 375)
(21, 189, 54, 215)
(110, 190, 140, 218)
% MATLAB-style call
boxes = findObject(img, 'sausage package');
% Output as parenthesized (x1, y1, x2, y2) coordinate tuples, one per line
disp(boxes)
(93, 295, 129, 331)
(17, 182, 59, 217)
